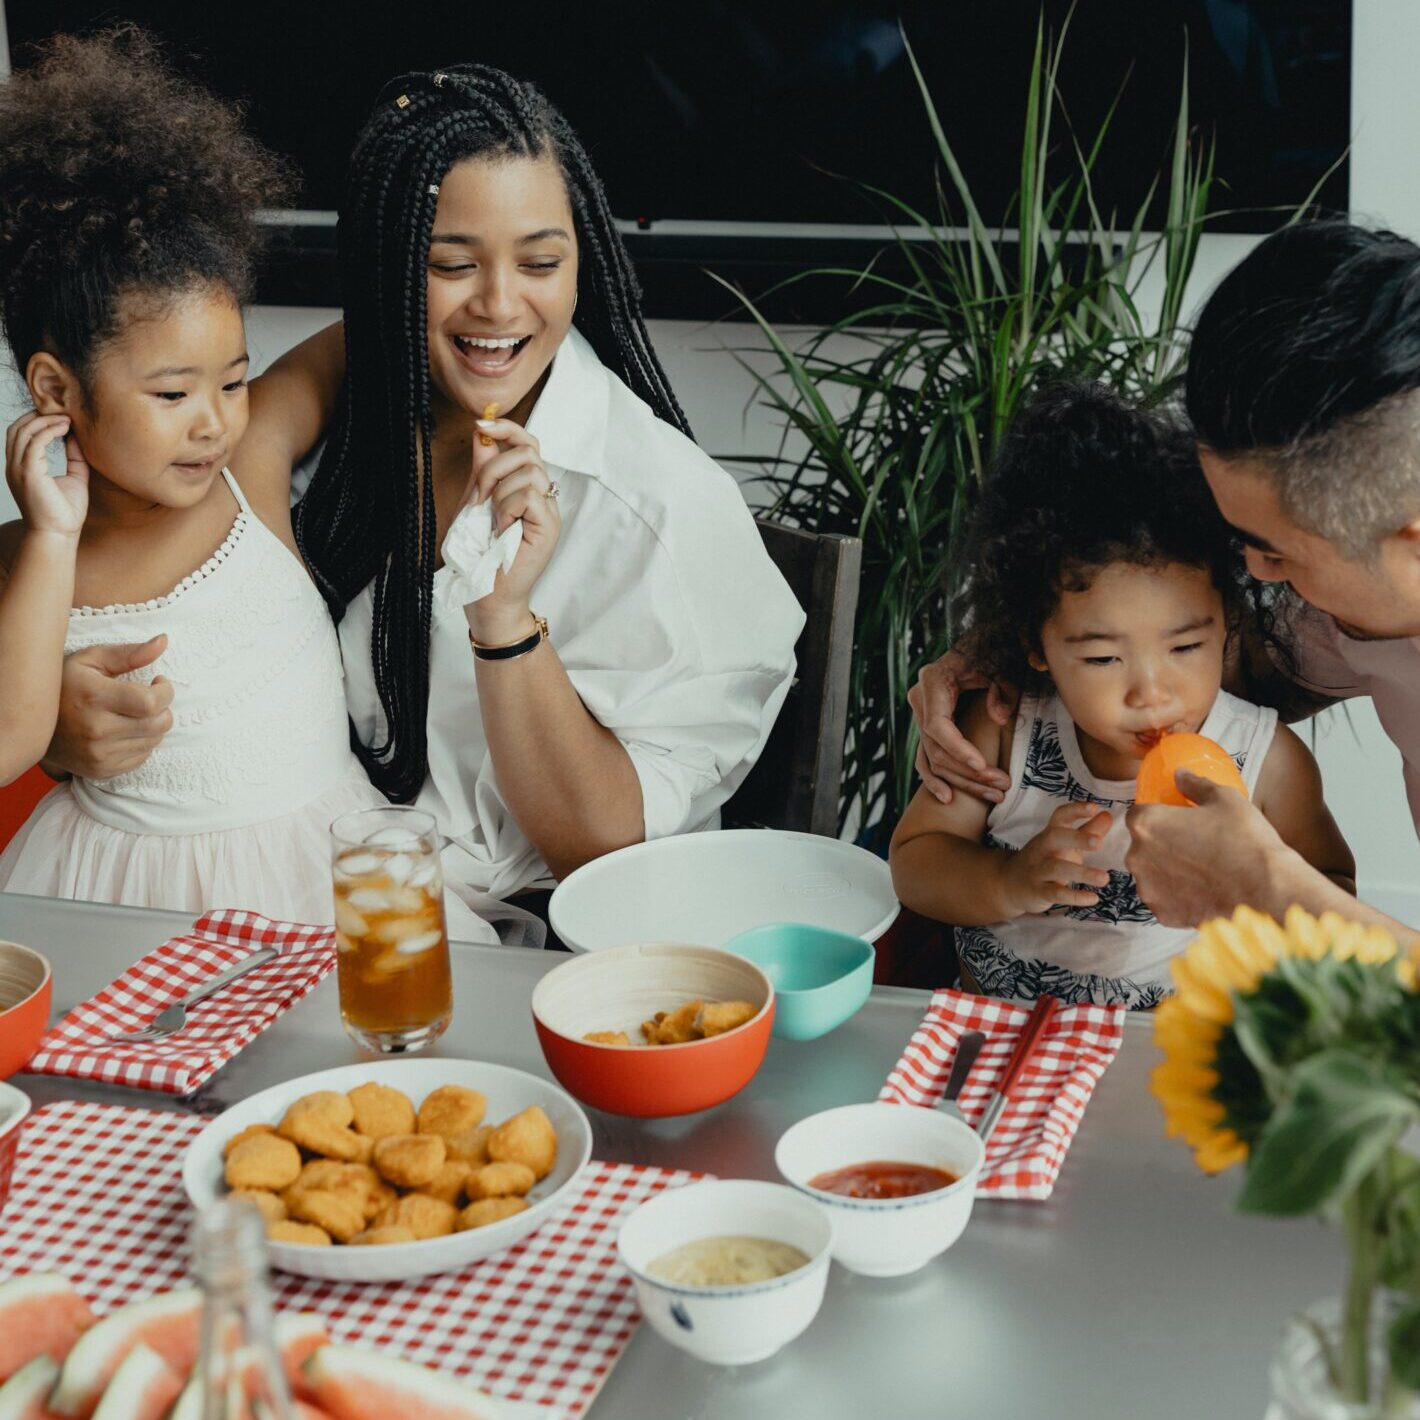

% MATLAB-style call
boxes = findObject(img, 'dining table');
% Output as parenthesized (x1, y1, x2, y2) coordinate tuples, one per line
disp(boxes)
(2, 889, 1341, 1420)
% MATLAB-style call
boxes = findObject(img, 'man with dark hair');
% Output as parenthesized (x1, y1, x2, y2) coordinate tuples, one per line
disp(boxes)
(910, 220, 1420, 942)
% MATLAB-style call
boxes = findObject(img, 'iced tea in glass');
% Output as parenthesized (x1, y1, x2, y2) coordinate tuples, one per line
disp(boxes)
(330, 807, 452, 1053)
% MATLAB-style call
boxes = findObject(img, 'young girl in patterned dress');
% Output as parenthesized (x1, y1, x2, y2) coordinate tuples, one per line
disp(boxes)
(0, 31, 450, 930)
(889, 384, 1355, 1007)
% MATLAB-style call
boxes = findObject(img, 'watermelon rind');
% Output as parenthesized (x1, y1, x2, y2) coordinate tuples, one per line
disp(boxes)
(304, 1346, 503, 1420)
(0, 1355, 60, 1420)
(163, 1377, 200, 1420)
(89, 1345, 182, 1420)
(48, 1292, 200, 1419)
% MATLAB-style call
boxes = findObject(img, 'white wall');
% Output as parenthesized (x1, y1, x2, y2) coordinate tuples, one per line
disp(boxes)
(5, 4, 1420, 919)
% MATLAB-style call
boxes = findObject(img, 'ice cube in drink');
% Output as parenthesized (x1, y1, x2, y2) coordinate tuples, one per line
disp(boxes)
(330, 811, 452, 1054)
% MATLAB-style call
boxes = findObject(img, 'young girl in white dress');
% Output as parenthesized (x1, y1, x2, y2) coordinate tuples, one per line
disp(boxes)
(0, 31, 495, 935)
(889, 384, 1356, 1007)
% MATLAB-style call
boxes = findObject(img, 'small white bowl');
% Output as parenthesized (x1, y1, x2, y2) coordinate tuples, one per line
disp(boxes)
(775, 1101, 984, 1277)
(617, 1179, 833, 1365)
(184, 1059, 592, 1282)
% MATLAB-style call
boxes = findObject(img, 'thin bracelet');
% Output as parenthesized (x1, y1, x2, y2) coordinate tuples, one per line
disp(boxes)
(469, 614, 549, 662)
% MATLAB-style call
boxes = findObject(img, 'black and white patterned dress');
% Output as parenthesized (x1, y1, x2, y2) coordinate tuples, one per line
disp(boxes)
(956, 690, 1277, 1009)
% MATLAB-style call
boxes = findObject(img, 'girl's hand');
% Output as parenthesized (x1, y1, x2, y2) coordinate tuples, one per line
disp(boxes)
(1001, 802, 1113, 916)
(461, 417, 561, 643)
(5, 413, 89, 538)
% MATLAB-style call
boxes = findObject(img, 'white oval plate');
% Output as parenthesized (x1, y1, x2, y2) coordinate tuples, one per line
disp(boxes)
(184, 1059, 592, 1282)
(549, 829, 898, 953)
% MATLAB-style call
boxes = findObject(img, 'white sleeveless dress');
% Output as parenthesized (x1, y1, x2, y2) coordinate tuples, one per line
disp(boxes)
(0, 471, 443, 929)
(955, 690, 1278, 1009)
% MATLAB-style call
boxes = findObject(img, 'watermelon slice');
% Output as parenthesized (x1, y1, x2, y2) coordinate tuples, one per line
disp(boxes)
(273, 1316, 328, 1400)
(161, 1378, 200, 1420)
(302, 1347, 502, 1420)
(0, 1357, 62, 1420)
(88, 1347, 181, 1420)
(48, 1292, 200, 1420)
(0, 1276, 96, 1382)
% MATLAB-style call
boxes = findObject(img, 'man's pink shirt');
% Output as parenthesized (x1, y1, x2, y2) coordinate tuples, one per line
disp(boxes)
(1292, 603, 1420, 838)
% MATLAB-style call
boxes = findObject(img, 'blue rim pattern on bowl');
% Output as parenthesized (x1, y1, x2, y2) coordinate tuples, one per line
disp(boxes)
(783, 1171, 975, 1213)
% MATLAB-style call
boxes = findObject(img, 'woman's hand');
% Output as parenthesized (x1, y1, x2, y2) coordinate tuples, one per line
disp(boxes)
(999, 802, 1112, 916)
(45, 638, 174, 780)
(462, 417, 561, 644)
(908, 649, 1018, 805)
(6, 414, 88, 539)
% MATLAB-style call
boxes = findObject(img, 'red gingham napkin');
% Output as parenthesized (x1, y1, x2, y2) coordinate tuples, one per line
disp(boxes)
(26, 909, 336, 1096)
(878, 987, 1125, 1200)
(0, 1100, 699, 1419)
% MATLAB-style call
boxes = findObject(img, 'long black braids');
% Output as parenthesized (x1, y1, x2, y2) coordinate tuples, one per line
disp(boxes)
(295, 65, 691, 803)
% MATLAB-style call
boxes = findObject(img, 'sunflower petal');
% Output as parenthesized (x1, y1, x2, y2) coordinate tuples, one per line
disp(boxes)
(1193, 1128, 1248, 1174)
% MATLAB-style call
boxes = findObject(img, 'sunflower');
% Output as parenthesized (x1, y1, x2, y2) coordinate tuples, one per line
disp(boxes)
(1151, 906, 1410, 1175)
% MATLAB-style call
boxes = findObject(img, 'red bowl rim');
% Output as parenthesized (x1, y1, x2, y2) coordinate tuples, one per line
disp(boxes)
(0, 1079, 33, 1139)
(0, 940, 51, 1019)
(531, 942, 775, 1051)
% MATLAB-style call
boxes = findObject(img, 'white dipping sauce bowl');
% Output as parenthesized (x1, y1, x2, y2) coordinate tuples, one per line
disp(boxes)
(775, 1101, 985, 1277)
(617, 1179, 833, 1365)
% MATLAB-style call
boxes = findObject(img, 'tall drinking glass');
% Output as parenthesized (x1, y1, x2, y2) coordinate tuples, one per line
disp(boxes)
(329, 806, 452, 1053)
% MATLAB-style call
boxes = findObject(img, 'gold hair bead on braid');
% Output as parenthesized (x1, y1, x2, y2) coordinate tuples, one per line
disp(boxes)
(395, 94, 411, 109)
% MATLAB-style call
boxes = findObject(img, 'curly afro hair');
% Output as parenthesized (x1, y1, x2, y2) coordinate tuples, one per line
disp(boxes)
(962, 382, 1244, 693)
(0, 26, 292, 383)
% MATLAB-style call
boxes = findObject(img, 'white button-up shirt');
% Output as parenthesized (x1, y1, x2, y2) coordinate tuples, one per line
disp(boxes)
(339, 328, 806, 904)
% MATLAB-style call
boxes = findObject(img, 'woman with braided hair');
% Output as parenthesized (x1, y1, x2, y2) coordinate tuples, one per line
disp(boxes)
(49, 62, 804, 931)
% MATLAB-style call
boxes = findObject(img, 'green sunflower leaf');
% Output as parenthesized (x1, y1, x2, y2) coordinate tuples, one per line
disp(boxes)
(1237, 1051, 1419, 1217)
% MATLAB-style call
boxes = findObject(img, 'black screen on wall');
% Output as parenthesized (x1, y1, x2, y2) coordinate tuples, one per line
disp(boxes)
(6, 0, 1351, 314)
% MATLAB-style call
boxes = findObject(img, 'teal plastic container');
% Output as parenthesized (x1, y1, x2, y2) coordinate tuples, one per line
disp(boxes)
(723, 922, 875, 1041)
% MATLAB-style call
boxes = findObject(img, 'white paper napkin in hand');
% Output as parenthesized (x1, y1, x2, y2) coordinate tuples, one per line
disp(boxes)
(437, 499, 523, 612)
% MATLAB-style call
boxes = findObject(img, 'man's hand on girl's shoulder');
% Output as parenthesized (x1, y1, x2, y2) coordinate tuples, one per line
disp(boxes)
(909, 649, 1018, 805)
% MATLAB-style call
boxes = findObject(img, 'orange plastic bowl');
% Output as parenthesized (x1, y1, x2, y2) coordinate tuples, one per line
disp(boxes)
(0, 1079, 32, 1223)
(1135, 732, 1248, 807)
(531, 944, 775, 1118)
(0, 941, 51, 1080)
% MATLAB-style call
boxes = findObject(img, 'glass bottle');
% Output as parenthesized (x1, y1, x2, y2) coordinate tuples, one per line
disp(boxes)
(191, 1197, 294, 1420)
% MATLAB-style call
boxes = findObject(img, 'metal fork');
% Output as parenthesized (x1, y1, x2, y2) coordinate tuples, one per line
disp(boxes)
(107, 947, 280, 1043)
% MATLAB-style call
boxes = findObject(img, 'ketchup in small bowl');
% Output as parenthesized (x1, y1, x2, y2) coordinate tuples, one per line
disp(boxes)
(776, 1102, 986, 1276)
(808, 1160, 957, 1201)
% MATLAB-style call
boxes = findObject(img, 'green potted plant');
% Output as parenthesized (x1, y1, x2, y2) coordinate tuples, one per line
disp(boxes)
(721, 17, 1213, 847)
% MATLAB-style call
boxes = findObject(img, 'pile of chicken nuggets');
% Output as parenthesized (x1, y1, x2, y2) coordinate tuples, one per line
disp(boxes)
(583, 997, 758, 1048)
(222, 1081, 558, 1247)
